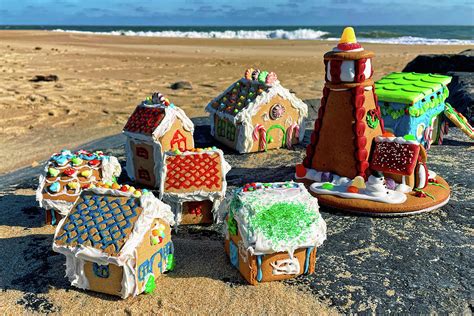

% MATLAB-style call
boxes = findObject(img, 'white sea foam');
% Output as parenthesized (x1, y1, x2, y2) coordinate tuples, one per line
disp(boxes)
(52, 29, 474, 45)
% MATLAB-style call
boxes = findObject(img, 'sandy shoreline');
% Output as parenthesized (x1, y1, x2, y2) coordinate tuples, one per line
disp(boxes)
(0, 30, 469, 174)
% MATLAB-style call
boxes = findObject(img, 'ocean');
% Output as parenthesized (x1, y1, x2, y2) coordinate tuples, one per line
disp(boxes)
(1, 25, 473, 45)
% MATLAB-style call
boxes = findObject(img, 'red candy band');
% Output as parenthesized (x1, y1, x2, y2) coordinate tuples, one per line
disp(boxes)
(352, 85, 369, 179)
(337, 42, 362, 51)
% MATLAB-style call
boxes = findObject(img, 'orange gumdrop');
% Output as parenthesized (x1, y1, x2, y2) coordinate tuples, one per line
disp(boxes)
(151, 229, 159, 236)
(347, 186, 359, 193)
(382, 132, 395, 137)
(295, 164, 307, 177)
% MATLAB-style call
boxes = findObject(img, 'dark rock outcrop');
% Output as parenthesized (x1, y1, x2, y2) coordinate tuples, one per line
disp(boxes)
(170, 81, 193, 90)
(29, 75, 59, 82)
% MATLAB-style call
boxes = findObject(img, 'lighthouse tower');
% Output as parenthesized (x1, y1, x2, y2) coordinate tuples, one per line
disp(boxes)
(303, 27, 384, 179)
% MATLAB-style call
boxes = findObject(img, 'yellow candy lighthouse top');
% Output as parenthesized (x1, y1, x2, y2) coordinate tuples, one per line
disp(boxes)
(335, 27, 363, 52)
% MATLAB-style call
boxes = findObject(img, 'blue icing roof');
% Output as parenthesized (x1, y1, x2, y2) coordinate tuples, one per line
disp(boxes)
(54, 193, 142, 256)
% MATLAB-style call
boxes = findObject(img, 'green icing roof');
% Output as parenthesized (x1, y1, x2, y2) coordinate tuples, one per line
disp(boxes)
(375, 72, 452, 105)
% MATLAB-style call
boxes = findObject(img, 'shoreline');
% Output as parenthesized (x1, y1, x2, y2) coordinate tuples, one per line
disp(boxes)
(0, 30, 469, 175)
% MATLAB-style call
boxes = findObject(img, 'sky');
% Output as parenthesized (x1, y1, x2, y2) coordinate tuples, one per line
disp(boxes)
(0, 0, 473, 26)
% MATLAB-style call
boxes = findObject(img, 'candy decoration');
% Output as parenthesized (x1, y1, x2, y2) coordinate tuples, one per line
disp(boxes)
(269, 104, 286, 120)
(144, 274, 156, 294)
(351, 176, 366, 189)
(67, 182, 79, 190)
(111, 182, 120, 189)
(71, 157, 83, 166)
(48, 167, 60, 177)
(88, 159, 100, 167)
(258, 71, 268, 83)
(252, 124, 267, 151)
(252, 69, 261, 81)
(80, 170, 92, 178)
(321, 172, 333, 183)
(337, 27, 362, 51)
(385, 177, 396, 190)
(347, 185, 359, 193)
(55, 155, 69, 166)
(265, 72, 278, 85)
(295, 164, 307, 178)
(244, 68, 254, 80)
(286, 124, 299, 149)
(63, 168, 76, 177)
(166, 254, 176, 271)
(321, 183, 334, 190)
(49, 182, 61, 193)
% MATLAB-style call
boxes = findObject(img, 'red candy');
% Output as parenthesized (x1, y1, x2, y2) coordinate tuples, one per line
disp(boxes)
(63, 168, 76, 177)
(89, 159, 100, 167)
(295, 164, 307, 178)
(347, 186, 359, 193)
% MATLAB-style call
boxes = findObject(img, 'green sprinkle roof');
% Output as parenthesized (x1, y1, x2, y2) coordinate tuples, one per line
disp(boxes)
(249, 202, 317, 244)
(375, 72, 452, 105)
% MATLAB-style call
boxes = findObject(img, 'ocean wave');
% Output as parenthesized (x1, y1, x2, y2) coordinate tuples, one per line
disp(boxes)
(53, 28, 330, 40)
(328, 36, 474, 45)
(53, 28, 474, 45)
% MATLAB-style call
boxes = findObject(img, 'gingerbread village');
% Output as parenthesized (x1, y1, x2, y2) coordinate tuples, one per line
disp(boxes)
(33, 27, 473, 298)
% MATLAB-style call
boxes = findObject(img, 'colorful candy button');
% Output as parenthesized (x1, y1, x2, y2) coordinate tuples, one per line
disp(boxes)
(49, 182, 61, 193)
(67, 182, 80, 190)
(81, 170, 92, 178)
(351, 176, 366, 189)
(48, 167, 60, 177)
(71, 157, 83, 166)
(63, 168, 76, 177)
(321, 183, 334, 190)
(89, 159, 100, 167)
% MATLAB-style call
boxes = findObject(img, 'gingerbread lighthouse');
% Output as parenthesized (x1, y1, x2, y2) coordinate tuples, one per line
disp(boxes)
(296, 27, 451, 216)
(303, 27, 384, 179)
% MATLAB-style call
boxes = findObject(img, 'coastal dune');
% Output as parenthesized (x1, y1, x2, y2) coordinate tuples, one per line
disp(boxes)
(0, 30, 468, 174)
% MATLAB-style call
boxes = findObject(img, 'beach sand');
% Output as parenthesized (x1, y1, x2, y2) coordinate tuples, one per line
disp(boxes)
(0, 30, 467, 174)
(0, 31, 469, 314)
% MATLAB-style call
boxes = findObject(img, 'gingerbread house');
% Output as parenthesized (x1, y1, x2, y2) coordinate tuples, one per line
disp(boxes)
(159, 148, 231, 226)
(370, 135, 428, 191)
(123, 92, 194, 188)
(53, 187, 175, 298)
(375, 72, 452, 148)
(36, 149, 122, 225)
(205, 69, 308, 153)
(220, 182, 326, 285)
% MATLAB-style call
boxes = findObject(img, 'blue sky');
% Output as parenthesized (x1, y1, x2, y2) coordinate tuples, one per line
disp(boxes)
(0, 0, 473, 25)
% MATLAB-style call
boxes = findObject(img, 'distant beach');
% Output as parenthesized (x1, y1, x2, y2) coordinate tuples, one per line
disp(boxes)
(1, 25, 473, 45)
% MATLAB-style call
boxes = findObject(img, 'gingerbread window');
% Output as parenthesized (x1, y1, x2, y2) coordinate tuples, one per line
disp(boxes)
(93, 263, 109, 278)
(136, 147, 149, 159)
(138, 169, 151, 181)
(269, 104, 285, 120)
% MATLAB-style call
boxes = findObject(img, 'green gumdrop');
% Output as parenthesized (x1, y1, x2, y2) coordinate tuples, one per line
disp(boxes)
(258, 71, 269, 83)
(166, 254, 176, 271)
(144, 274, 156, 294)
(322, 183, 334, 190)
(48, 167, 60, 177)
(404, 134, 416, 141)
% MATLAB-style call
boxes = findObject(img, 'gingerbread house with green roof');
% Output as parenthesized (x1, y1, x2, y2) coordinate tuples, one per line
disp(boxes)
(205, 69, 308, 153)
(220, 181, 326, 285)
(375, 72, 451, 148)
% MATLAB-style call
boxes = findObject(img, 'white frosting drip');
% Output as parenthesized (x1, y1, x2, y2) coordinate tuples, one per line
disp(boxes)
(417, 164, 427, 189)
(52, 190, 174, 298)
(205, 80, 308, 153)
(159, 149, 231, 226)
(375, 135, 420, 145)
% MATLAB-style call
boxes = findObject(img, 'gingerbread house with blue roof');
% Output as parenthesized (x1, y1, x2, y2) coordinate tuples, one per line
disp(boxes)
(375, 72, 452, 148)
(53, 187, 175, 298)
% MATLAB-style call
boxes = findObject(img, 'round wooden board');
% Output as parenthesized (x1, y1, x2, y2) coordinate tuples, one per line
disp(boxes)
(297, 176, 451, 216)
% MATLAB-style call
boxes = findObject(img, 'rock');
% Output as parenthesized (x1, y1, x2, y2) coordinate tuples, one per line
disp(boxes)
(170, 81, 193, 90)
(29, 75, 59, 82)
(403, 49, 474, 73)
(34, 47, 42, 50)
(403, 50, 474, 123)
(446, 72, 473, 123)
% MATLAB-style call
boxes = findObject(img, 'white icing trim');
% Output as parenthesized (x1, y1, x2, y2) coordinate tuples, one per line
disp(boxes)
(159, 149, 231, 225)
(52, 191, 174, 298)
(271, 256, 300, 275)
(205, 79, 308, 153)
(375, 136, 420, 145)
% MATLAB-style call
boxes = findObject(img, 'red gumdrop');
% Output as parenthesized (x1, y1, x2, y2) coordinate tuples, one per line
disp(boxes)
(63, 168, 76, 177)
(347, 186, 359, 193)
(89, 159, 100, 167)
(357, 136, 367, 148)
(355, 107, 365, 120)
(295, 164, 307, 178)
(355, 122, 366, 136)
(356, 148, 368, 162)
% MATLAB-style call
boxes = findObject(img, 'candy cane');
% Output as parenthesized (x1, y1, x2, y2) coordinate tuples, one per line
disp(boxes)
(286, 123, 299, 149)
(423, 126, 433, 150)
(253, 124, 267, 151)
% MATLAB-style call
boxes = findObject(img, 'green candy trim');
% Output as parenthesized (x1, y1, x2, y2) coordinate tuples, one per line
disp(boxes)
(414, 188, 435, 200)
(428, 182, 447, 190)
(144, 274, 156, 294)
(166, 254, 176, 271)
(366, 113, 380, 129)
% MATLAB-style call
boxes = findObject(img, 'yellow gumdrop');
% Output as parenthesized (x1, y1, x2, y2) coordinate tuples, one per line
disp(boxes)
(351, 176, 366, 189)
(339, 27, 357, 44)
